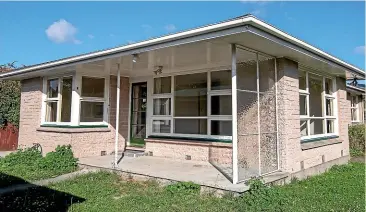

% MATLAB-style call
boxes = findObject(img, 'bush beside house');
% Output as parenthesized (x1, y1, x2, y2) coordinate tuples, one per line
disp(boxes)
(0, 145, 78, 185)
(349, 124, 365, 157)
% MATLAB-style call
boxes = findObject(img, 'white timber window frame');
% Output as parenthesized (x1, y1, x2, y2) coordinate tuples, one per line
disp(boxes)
(351, 95, 359, 123)
(299, 68, 338, 141)
(42, 76, 73, 125)
(150, 69, 232, 140)
(41, 74, 109, 126)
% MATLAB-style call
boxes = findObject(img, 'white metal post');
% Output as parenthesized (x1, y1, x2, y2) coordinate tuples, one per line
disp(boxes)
(70, 72, 81, 126)
(256, 53, 261, 176)
(231, 44, 238, 184)
(274, 58, 280, 170)
(114, 64, 121, 167)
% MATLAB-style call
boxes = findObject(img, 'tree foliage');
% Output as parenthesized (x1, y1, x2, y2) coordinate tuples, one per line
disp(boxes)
(0, 62, 21, 127)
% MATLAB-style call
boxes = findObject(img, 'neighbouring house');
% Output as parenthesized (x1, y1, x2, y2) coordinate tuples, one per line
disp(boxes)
(0, 15, 365, 184)
(346, 82, 365, 124)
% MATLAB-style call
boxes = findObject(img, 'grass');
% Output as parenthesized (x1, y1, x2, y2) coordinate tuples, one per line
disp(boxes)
(26, 162, 363, 212)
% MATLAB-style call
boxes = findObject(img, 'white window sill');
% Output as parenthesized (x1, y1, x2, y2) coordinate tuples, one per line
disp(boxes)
(300, 134, 339, 143)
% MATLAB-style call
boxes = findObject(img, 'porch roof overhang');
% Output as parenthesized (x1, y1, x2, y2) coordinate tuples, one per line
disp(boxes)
(346, 84, 365, 95)
(1, 14, 364, 80)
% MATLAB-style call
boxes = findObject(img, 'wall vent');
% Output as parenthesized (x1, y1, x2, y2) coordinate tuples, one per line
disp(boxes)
(101, 151, 106, 156)
(185, 155, 192, 160)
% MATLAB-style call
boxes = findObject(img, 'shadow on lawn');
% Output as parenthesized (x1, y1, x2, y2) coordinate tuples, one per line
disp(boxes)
(0, 172, 85, 212)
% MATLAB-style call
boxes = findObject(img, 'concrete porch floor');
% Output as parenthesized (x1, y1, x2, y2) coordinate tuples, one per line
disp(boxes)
(78, 155, 288, 193)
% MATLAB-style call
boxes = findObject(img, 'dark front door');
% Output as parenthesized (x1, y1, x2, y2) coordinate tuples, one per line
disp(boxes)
(130, 82, 147, 147)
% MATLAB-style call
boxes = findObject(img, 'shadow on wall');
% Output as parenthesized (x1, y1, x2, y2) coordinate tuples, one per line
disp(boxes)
(0, 172, 85, 211)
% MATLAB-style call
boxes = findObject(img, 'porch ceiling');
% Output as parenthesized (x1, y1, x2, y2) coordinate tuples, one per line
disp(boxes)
(5, 30, 361, 80)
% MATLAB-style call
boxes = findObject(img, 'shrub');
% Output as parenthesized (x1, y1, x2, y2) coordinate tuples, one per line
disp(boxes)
(349, 124, 365, 156)
(240, 178, 288, 211)
(0, 147, 42, 167)
(165, 181, 200, 194)
(37, 145, 78, 173)
(0, 145, 78, 181)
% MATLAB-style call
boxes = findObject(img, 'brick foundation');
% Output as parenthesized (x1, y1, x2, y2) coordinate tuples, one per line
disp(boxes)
(145, 138, 232, 164)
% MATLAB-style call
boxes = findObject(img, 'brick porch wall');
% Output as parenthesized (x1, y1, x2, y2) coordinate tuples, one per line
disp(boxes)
(277, 58, 350, 173)
(18, 76, 129, 158)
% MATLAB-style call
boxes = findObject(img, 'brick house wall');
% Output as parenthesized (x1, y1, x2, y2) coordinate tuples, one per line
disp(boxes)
(277, 58, 350, 173)
(18, 76, 129, 158)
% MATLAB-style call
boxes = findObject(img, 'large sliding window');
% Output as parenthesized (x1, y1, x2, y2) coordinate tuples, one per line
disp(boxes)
(43, 75, 108, 125)
(151, 70, 232, 138)
(299, 70, 337, 139)
(44, 77, 72, 123)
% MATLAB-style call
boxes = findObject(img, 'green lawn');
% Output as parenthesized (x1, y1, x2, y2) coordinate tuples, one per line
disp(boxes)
(2, 162, 363, 211)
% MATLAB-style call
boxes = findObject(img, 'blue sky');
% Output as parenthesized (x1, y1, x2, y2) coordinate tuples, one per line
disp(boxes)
(0, 1, 365, 70)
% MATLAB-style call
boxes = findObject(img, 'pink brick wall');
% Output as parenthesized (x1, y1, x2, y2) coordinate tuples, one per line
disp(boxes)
(277, 58, 350, 173)
(18, 76, 129, 158)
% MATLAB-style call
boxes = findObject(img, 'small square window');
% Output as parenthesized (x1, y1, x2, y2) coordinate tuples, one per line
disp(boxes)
(45, 102, 58, 122)
(47, 79, 59, 98)
(154, 77, 171, 94)
(152, 120, 171, 133)
(153, 98, 171, 115)
(81, 77, 105, 98)
(80, 101, 104, 122)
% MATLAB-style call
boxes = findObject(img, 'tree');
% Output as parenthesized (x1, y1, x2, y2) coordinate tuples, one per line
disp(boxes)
(0, 62, 21, 127)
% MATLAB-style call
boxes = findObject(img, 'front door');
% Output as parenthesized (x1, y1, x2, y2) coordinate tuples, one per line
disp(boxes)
(129, 82, 147, 147)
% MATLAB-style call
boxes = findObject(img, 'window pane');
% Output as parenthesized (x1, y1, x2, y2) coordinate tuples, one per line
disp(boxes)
(45, 102, 57, 122)
(309, 74, 323, 117)
(351, 109, 358, 121)
(131, 125, 146, 138)
(175, 73, 207, 116)
(153, 98, 171, 115)
(132, 98, 147, 112)
(154, 77, 171, 94)
(211, 120, 232, 136)
(325, 78, 333, 94)
(174, 119, 207, 134)
(299, 71, 306, 90)
(211, 70, 231, 90)
(211, 95, 232, 115)
(133, 84, 147, 98)
(47, 79, 59, 98)
(152, 120, 171, 133)
(61, 77, 72, 122)
(310, 119, 324, 135)
(131, 112, 146, 125)
(326, 99, 333, 116)
(300, 120, 308, 136)
(326, 120, 334, 133)
(81, 77, 105, 98)
(80, 102, 104, 122)
(300, 95, 307, 115)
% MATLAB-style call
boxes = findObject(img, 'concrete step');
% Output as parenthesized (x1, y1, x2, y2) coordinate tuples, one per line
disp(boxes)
(123, 149, 146, 158)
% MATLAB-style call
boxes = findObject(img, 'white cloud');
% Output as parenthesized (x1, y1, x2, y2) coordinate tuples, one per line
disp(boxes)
(241, 0, 268, 5)
(164, 24, 176, 32)
(250, 9, 266, 17)
(45, 19, 81, 44)
(127, 40, 135, 44)
(141, 24, 152, 32)
(354, 46, 365, 55)
(88, 34, 95, 39)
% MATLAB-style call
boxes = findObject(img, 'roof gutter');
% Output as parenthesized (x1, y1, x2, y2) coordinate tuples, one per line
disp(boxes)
(346, 84, 365, 94)
(0, 16, 364, 79)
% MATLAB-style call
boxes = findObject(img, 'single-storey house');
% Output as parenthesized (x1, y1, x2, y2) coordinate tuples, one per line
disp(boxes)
(1, 15, 364, 184)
